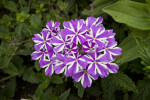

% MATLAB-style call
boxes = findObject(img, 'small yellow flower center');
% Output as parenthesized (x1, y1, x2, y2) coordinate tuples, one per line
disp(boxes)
(63, 41, 66, 44)
(90, 48, 93, 50)
(84, 70, 87, 74)
(43, 40, 46, 42)
(69, 49, 72, 51)
(75, 32, 78, 35)
(105, 48, 108, 50)
(93, 37, 97, 40)
(75, 59, 78, 62)
(94, 60, 97, 64)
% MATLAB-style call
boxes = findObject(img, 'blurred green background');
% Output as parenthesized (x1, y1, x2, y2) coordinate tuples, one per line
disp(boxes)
(0, 0, 150, 100)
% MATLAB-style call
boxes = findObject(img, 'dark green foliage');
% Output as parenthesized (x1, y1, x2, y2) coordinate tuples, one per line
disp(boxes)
(101, 78, 116, 100)
(133, 80, 150, 100)
(0, 79, 16, 99)
(136, 37, 150, 66)
(109, 72, 138, 93)
(59, 88, 71, 100)
(0, 0, 150, 100)
(74, 81, 85, 98)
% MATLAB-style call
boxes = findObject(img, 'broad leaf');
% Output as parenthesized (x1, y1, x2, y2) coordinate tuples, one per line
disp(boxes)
(50, 75, 63, 84)
(109, 72, 138, 93)
(35, 80, 50, 100)
(82, 0, 117, 16)
(0, 79, 16, 99)
(3, 63, 18, 75)
(133, 80, 150, 100)
(23, 67, 41, 83)
(74, 82, 85, 98)
(15, 23, 25, 35)
(30, 14, 42, 27)
(116, 34, 138, 65)
(135, 37, 150, 66)
(59, 88, 71, 100)
(34, 60, 41, 72)
(101, 78, 116, 100)
(4, 1, 18, 12)
(85, 86, 101, 97)
(35, 85, 46, 100)
(103, 0, 150, 30)
(146, 0, 150, 5)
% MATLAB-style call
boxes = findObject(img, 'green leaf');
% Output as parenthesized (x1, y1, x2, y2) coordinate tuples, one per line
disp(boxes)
(40, 3, 44, 8)
(85, 86, 101, 97)
(74, 82, 85, 98)
(68, 95, 82, 100)
(50, 75, 63, 84)
(109, 72, 138, 93)
(45, 87, 59, 100)
(0, 79, 16, 99)
(34, 60, 41, 72)
(103, 0, 150, 30)
(133, 80, 150, 100)
(12, 56, 25, 77)
(0, 14, 13, 26)
(30, 14, 42, 28)
(65, 0, 75, 13)
(15, 23, 25, 35)
(20, 39, 34, 55)
(82, 0, 117, 16)
(4, 1, 18, 12)
(116, 34, 139, 65)
(16, 11, 30, 22)
(59, 88, 71, 100)
(146, 0, 150, 5)
(135, 37, 150, 66)
(143, 66, 150, 71)
(23, 67, 40, 83)
(3, 63, 18, 75)
(35, 80, 50, 100)
(101, 78, 116, 100)
(48, 94, 58, 100)
(35, 85, 46, 100)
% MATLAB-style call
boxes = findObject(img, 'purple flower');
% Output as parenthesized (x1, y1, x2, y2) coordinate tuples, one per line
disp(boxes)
(82, 41, 97, 53)
(51, 31, 71, 52)
(86, 25, 106, 49)
(63, 19, 88, 44)
(65, 43, 78, 54)
(54, 53, 68, 75)
(97, 38, 122, 60)
(106, 63, 119, 74)
(72, 67, 98, 88)
(31, 17, 122, 88)
(40, 53, 56, 77)
(31, 49, 47, 61)
(46, 20, 60, 36)
(66, 53, 87, 74)
(32, 32, 53, 51)
(85, 16, 103, 28)
(83, 53, 110, 77)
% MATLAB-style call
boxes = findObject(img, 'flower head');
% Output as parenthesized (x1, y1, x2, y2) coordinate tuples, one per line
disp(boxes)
(31, 17, 122, 88)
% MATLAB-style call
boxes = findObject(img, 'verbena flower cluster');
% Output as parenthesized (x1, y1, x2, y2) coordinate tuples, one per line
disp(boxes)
(31, 16, 122, 88)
